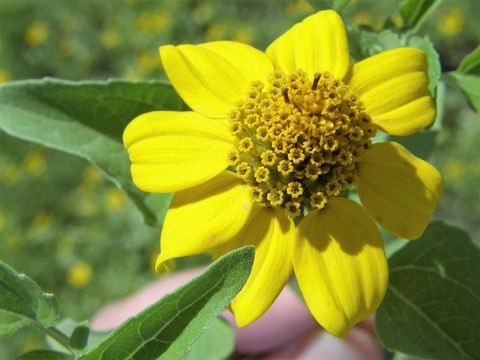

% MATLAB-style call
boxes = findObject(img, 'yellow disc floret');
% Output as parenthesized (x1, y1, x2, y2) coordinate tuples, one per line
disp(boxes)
(229, 70, 375, 219)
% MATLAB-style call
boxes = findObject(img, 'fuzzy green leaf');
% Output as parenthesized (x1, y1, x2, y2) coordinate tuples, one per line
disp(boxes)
(79, 247, 254, 360)
(458, 46, 480, 75)
(408, 36, 441, 96)
(376, 222, 480, 360)
(0, 79, 184, 226)
(357, 29, 403, 58)
(0, 261, 59, 337)
(448, 72, 480, 113)
(400, 0, 442, 33)
(183, 318, 234, 360)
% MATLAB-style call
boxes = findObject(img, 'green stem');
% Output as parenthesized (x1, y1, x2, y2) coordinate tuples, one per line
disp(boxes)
(44, 327, 71, 352)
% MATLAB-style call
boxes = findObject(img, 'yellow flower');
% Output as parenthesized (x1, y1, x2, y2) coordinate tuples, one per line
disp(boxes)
(123, 10, 443, 337)
(352, 11, 374, 27)
(67, 261, 93, 288)
(206, 24, 227, 42)
(104, 188, 126, 212)
(81, 165, 102, 192)
(443, 159, 464, 179)
(58, 41, 73, 58)
(0, 213, 5, 232)
(285, 0, 314, 16)
(3, 164, 21, 184)
(137, 51, 160, 72)
(32, 212, 52, 229)
(438, 8, 465, 37)
(136, 10, 171, 33)
(101, 27, 120, 49)
(233, 26, 253, 44)
(23, 151, 46, 176)
(0, 69, 11, 84)
(24, 22, 48, 47)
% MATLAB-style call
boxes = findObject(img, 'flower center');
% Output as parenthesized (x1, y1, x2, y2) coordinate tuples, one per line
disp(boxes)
(228, 70, 375, 219)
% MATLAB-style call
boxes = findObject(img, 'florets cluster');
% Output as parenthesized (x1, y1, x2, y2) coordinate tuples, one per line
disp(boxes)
(228, 70, 375, 219)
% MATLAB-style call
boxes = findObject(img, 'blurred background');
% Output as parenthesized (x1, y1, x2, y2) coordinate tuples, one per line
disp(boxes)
(0, 0, 478, 357)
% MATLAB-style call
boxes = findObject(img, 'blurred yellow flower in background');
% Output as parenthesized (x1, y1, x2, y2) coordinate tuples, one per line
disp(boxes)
(24, 21, 48, 47)
(4, 164, 21, 185)
(101, 27, 120, 49)
(0, 213, 5, 232)
(443, 159, 465, 179)
(206, 23, 227, 41)
(0, 69, 11, 84)
(137, 51, 160, 72)
(136, 10, 171, 33)
(352, 10, 374, 27)
(104, 188, 126, 212)
(32, 212, 52, 229)
(7, 230, 24, 250)
(58, 40, 73, 58)
(285, 0, 313, 16)
(438, 8, 465, 37)
(67, 261, 93, 288)
(233, 26, 253, 44)
(74, 196, 98, 217)
(80, 165, 102, 193)
(23, 151, 46, 176)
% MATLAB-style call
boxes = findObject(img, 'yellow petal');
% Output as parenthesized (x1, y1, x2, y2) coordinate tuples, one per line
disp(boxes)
(358, 142, 443, 239)
(213, 207, 294, 326)
(294, 198, 388, 338)
(266, 10, 349, 80)
(124, 111, 233, 193)
(156, 172, 252, 268)
(346, 48, 435, 136)
(160, 41, 274, 118)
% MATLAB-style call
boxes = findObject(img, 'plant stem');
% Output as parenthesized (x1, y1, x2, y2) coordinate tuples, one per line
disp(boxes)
(44, 326, 71, 352)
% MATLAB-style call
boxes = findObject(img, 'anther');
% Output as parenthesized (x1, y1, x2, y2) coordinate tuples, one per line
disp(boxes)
(282, 88, 290, 103)
(312, 73, 321, 90)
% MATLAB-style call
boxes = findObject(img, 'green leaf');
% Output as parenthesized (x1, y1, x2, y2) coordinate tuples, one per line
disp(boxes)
(0, 79, 184, 226)
(331, 0, 351, 12)
(408, 36, 441, 96)
(16, 350, 73, 360)
(447, 72, 480, 113)
(183, 318, 234, 360)
(79, 247, 254, 360)
(458, 46, 480, 75)
(388, 130, 437, 159)
(376, 222, 480, 360)
(399, 0, 442, 33)
(357, 29, 403, 58)
(0, 260, 59, 337)
(70, 322, 90, 350)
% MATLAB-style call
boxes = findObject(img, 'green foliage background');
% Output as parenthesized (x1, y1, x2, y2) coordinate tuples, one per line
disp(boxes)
(0, 0, 479, 358)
